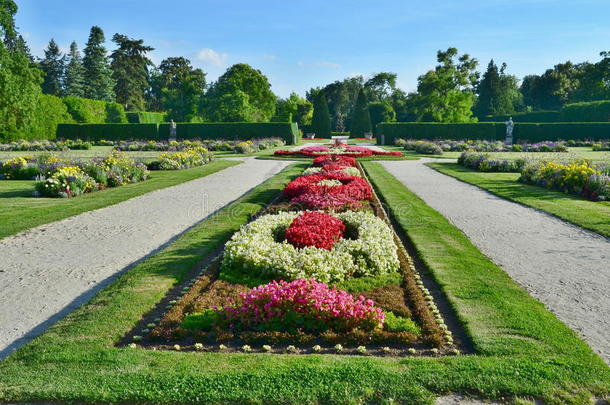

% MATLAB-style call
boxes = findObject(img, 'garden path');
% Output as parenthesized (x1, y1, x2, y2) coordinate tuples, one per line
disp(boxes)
(0, 157, 290, 358)
(382, 158, 610, 364)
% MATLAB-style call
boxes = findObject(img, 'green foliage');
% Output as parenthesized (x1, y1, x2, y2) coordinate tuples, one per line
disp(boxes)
(384, 312, 421, 335)
(474, 60, 522, 117)
(110, 34, 154, 111)
(308, 76, 362, 131)
(181, 309, 219, 331)
(350, 88, 372, 137)
(58, 123, 159, 141)
(62, 96, 127, 124)
(158, 122, 298, 144)
(64, 41, 85, 98)
(39, 39, 64, 96)
(82, 26, 116, 101)
(369, 101, 396, 133)
(203, 63, 276, 122)
(126, 111, 166, 124)
(514, 122, 610, 142)
(560, 100, 610, 122)
(409, 48, 479, 122)
(28, 94, 75, 140)
(311, 91, 331, 138)
(364, 72, 397, 102)
(152, 57, 206, 122)
(333, 272, 402, 293)
(273, 92, 313, 126)
(479, 110, 560, 122)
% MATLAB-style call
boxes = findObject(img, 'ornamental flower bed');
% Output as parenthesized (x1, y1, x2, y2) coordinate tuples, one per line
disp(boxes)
(396, 138, 568, 153)
(283, 173, 373, 201)
(146, 147, 213, 170)
(112, 137, 284, 153)
(0, 139, 92, 151)
(274, 144, 402, 158)
(126, 160, 451, 355)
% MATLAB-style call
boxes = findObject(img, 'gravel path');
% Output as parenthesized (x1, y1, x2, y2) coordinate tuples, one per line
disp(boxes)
(382, 159, 610, 364)
(0, 158, 290, 358)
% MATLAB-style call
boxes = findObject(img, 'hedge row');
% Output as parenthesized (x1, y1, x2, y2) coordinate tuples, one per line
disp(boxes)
(377, 122, 610, 144)
(559, 100, 610, 122)
(479, 110, 560, 122)
(126, 111, 166, 124)
(58, 122, 300, 144)
(63, 97, 127, 124)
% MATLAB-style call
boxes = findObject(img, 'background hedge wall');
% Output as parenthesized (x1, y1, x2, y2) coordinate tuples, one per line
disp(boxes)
(559, 101, 610, 122)
(58, 124, 160, 141)
(479, 110, 560, 122)
(377, 122, 610, 144)
(63, 97, 127, 124)
(158, 122, 299, 144)
(57, 122, 299, 144)
(126, 111, 166, 124)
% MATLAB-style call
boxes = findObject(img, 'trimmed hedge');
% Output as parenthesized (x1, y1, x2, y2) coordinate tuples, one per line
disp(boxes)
(560, 100, 610, 122)
(58, 124, 160, 141)
(126, 111, 166, 124)
(58, 122, 299, 144)
(158, 122, 299, 144)
(377, 122, 610, 144)
(63, 97, 127, 124)
(479, 111, 560, 122)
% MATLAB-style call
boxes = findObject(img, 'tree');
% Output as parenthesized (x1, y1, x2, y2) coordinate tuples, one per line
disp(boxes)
(369, 102, 396, 132)
(409, 47, 479, 122)
(203, 64, 276, 122)
(0, 0, 44, 138)
(64, 41, 85, 98)
(39, 39, 64, 96)
(110, 34, 154, 111)
(272, 92, 313, 126)
(308, 76, 363, 130)
(474, 60, 521, 117)
(520, 62, 579, 110)
(364, 72, 397, 102)
(155, 57, 206, 121)
(311, 90, 331, 138)
(82, 26, 115, 101)
(350, 88, 372, 137)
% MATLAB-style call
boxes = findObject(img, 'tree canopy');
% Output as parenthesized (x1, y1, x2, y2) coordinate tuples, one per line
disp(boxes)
(311, 90, 331, 137)
(474, 60, 521, 117)
(64, 41, 85, 98)
(110, 34, 154, 111)
(82, 26, 115, 101)
(39, 39, 64, 96)
(350, 88, 372, 137)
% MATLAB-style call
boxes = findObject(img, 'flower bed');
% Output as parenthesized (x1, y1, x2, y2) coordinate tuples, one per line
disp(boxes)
(146, 147, 213, 170)
(274, 144, 402, 158)
(0, 139, 92, 151)
(396, 138, 569, 153)
(111, 138, 284, 153)
(458, 152, 526, 172)
(222, 210, 399, 283)
(283, 173, 372, 200)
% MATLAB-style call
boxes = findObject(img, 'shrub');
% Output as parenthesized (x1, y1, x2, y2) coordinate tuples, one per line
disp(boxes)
(560, 100, 610, 122)
(458, 152, 524, 172)
(158, 122, 298, 145)
(148, 147, 213, 170)
(62, 96, 127, 124)
(220, 279, 385, 333)
(36, 166, 98, 198)
(0, 156, 39, 179)
(126, 111, 166, 124)
(384, 312, 421, 334)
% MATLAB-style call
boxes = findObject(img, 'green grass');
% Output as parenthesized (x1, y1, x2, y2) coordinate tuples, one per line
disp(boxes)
(427, 162, 610, 238)
(0, 161, 607, 404)
(0, 159, 239, 239)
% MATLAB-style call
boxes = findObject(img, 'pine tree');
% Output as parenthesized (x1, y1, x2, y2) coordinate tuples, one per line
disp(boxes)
(64, 41, 85, 98)
(110, 33, 154, 111)
(350, 88, 372, 137)
(82, 26, 115, 101)
(474, 60, 520, 117)
(39, 39, 64, 96)
(311, 90, 331, 138)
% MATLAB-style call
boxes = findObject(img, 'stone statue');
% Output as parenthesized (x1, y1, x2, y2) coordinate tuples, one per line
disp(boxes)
(169, 119, 177, 140)
(505, 117, 514, 145)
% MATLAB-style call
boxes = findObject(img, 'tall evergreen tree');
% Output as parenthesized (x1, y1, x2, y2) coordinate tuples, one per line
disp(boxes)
(64, 41, 85, 98)
(82, 26, 115, 101)
(474, 60, 521, 117)
(110, 34, 154, 111)
(39, 39, 64, 96)
(311, 90, 331, 138)
(155, 57, 206, 121)
(350, 88, 372, 136)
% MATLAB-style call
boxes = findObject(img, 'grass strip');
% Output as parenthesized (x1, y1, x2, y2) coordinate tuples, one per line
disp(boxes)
(0, 162, 608, 404)
(427, 162, 610, 238)
(0, 159, 239, 239)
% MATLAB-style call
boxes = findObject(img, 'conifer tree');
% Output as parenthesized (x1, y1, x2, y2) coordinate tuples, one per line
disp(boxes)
(64, 41, 85, 98)
(110, 33, 154, 111)
(311, 90, 331, 138)
(39, 39, 64, 96)
(82, 26, 115, 101)
(350, 88, 372, 137)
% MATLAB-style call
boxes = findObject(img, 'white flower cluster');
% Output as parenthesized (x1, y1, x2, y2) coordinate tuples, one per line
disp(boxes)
(301, 166, 361, 177)
(222, 210, 400, 283)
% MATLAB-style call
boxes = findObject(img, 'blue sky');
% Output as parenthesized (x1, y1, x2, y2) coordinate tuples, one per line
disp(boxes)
(14, 0, 610, 97)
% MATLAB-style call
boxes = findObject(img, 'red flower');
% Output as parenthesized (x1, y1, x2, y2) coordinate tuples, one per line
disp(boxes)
(283, 173, 372, 200)
(285, 211, 345, 250)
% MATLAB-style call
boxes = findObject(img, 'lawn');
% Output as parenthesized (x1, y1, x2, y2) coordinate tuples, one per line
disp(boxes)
(0, 161, 607, 404)
(427, 162, 610, 238)
(0, 159, 239, 239)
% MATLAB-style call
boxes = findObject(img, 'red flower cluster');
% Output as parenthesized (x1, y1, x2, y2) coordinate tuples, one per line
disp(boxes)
(290, 193, 363, 210)
(273, 145, 402, 159)
(283, 173, 372, 200)
(313, 156, 357, 167)
(285, 211, 345, 250)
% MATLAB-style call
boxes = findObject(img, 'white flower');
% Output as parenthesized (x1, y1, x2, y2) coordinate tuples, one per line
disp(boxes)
(132, 335, 142, 342)
(173, 344, 181, 351)
(286, 345, 298, 353)
(407, 348, 416, 354)
(241, 345, 252, 352)
(334, 344, 343, 352)
(218, 344, 227, 351)
(312, 345, 322, 352)
(194, 343, 204, 351)
(262, 345, 272, 352)
(357, 345, 367, 354)
(128, 343, 137, 349)
(381, 346, 391, 353)
(431, 348, 439, 355)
